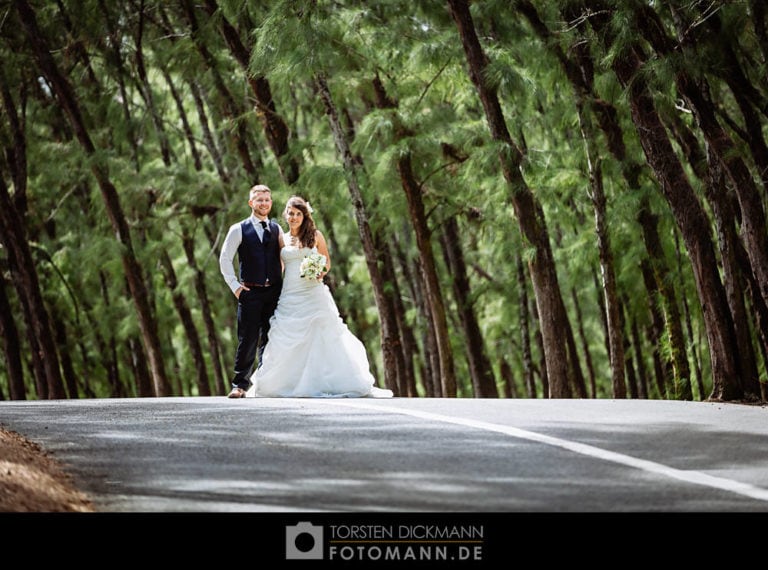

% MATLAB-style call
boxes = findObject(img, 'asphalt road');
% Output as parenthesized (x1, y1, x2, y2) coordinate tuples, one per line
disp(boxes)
(1, 397, 767, 513)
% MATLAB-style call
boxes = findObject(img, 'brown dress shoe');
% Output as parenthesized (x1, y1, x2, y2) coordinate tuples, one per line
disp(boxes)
(227, 387, 247, 398)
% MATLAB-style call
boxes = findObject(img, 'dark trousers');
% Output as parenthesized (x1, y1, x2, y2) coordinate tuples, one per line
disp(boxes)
(231, 285, 281, 390)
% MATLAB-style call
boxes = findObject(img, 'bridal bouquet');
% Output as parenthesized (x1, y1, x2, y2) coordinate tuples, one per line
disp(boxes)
(300, 252, 327, 279)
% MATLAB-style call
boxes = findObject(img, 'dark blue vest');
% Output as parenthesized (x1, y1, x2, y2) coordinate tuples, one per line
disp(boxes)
(238, 219, 282, 286)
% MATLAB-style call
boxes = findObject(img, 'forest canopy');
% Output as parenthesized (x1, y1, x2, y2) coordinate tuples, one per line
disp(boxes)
(1, 0, 767, 403)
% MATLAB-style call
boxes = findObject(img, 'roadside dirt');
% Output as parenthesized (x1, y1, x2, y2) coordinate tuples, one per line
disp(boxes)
(0, 426, 94, 512)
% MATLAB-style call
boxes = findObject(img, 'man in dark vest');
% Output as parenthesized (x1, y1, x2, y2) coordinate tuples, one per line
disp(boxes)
(219, 184, 284, 398)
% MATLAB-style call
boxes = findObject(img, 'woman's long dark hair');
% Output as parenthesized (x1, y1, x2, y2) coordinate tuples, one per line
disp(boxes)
(285, 196, 316, 248)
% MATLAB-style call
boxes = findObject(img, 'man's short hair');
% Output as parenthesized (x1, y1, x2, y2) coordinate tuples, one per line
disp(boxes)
(249, 184, 272, 199)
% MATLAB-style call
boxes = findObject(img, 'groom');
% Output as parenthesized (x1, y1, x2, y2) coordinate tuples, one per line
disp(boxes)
(219, 184, 284, 398)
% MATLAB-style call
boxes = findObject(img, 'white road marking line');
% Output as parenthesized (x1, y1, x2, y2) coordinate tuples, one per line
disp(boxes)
(334, 401, 768, 502)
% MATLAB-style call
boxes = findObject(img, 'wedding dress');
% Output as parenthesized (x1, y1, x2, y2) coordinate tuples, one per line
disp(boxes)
(246, 243, 394, 398)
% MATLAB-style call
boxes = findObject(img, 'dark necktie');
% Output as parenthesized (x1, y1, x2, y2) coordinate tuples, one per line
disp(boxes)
(260, 220, 271, 243)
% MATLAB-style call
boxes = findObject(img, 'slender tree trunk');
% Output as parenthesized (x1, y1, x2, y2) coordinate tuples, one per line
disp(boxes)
(396, 234, 438, 396)
(577, 105, 626, 398)
(621, 300, 639, 399)
(734, 235, 768, 401)
(417, 261, 441, 396)
(640, 260, 674, 399)
(571, 287, 596, 399)
(0, 275, 26, 399)
(636, 203, 690, 398)
(369, 75, 458, 396)
(315, 73, 401, 393)
(499, 358, 517, 398)
(448, 0, 573, 397)
(392, 239, 428, 397)
(517, 255, 536, 398)
(674, 235, 705, 401)
(159, 251, 211, 396)
(628, 306, 649, 399)
(530, 298, 549, 398)
(51, 310, 78, 398)
(396, 156, 457, 397)
(440, 217, 497, 397)
(126, 337, 152, 398)
(154, 4, 230, 182)
(182, 232, 227, 396)
(383, 242, 419, 397)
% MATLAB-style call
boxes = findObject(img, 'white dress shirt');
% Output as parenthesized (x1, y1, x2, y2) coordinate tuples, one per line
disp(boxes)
(219, 215, 284, 294)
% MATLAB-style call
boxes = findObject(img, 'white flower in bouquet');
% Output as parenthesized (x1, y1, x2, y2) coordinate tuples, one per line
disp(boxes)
(300, 252, 327, 279)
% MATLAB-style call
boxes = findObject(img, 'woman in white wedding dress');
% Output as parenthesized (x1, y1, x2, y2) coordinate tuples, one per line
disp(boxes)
(246, 196, 394, 398)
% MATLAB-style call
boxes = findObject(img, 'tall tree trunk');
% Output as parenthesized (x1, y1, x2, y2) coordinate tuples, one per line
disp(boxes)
(159, 251, 211, 396)
(620, 300, 639, 399)
(393, 239, 430, 397)
(499, 358, 517, 398)
(126, 337, 151, 398)
(636, 203, 690, 398)
(0, 275, 26, 400)
(413, 255, 441, 397)
(440, 217, 498, 397)
(674, 235, 706, 401)
(315, 73, 401, 394)
(530, 298, 549, 398)
(517, 255, 536, 398)
(571, 287, 596, 398)
(396, 156, 457, 397)
(51, 310, 78, 398)
(640, 259, 674, 399)
(182, 231, 227, 396)
(628, 305, 649, 399)
(577, 105, 626, 398)
(369, 75, 458, 396)
(96, 272, 126, 397)
(17, 0, 171, 396)
(383, 242, 419, 397)
(448, 0, 573, 397)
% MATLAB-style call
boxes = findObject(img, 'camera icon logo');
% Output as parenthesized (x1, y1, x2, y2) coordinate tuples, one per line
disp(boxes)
(285, 522, 324, 560)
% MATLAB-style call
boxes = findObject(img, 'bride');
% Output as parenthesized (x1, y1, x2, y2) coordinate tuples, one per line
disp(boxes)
(246, 196, 394, 398)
